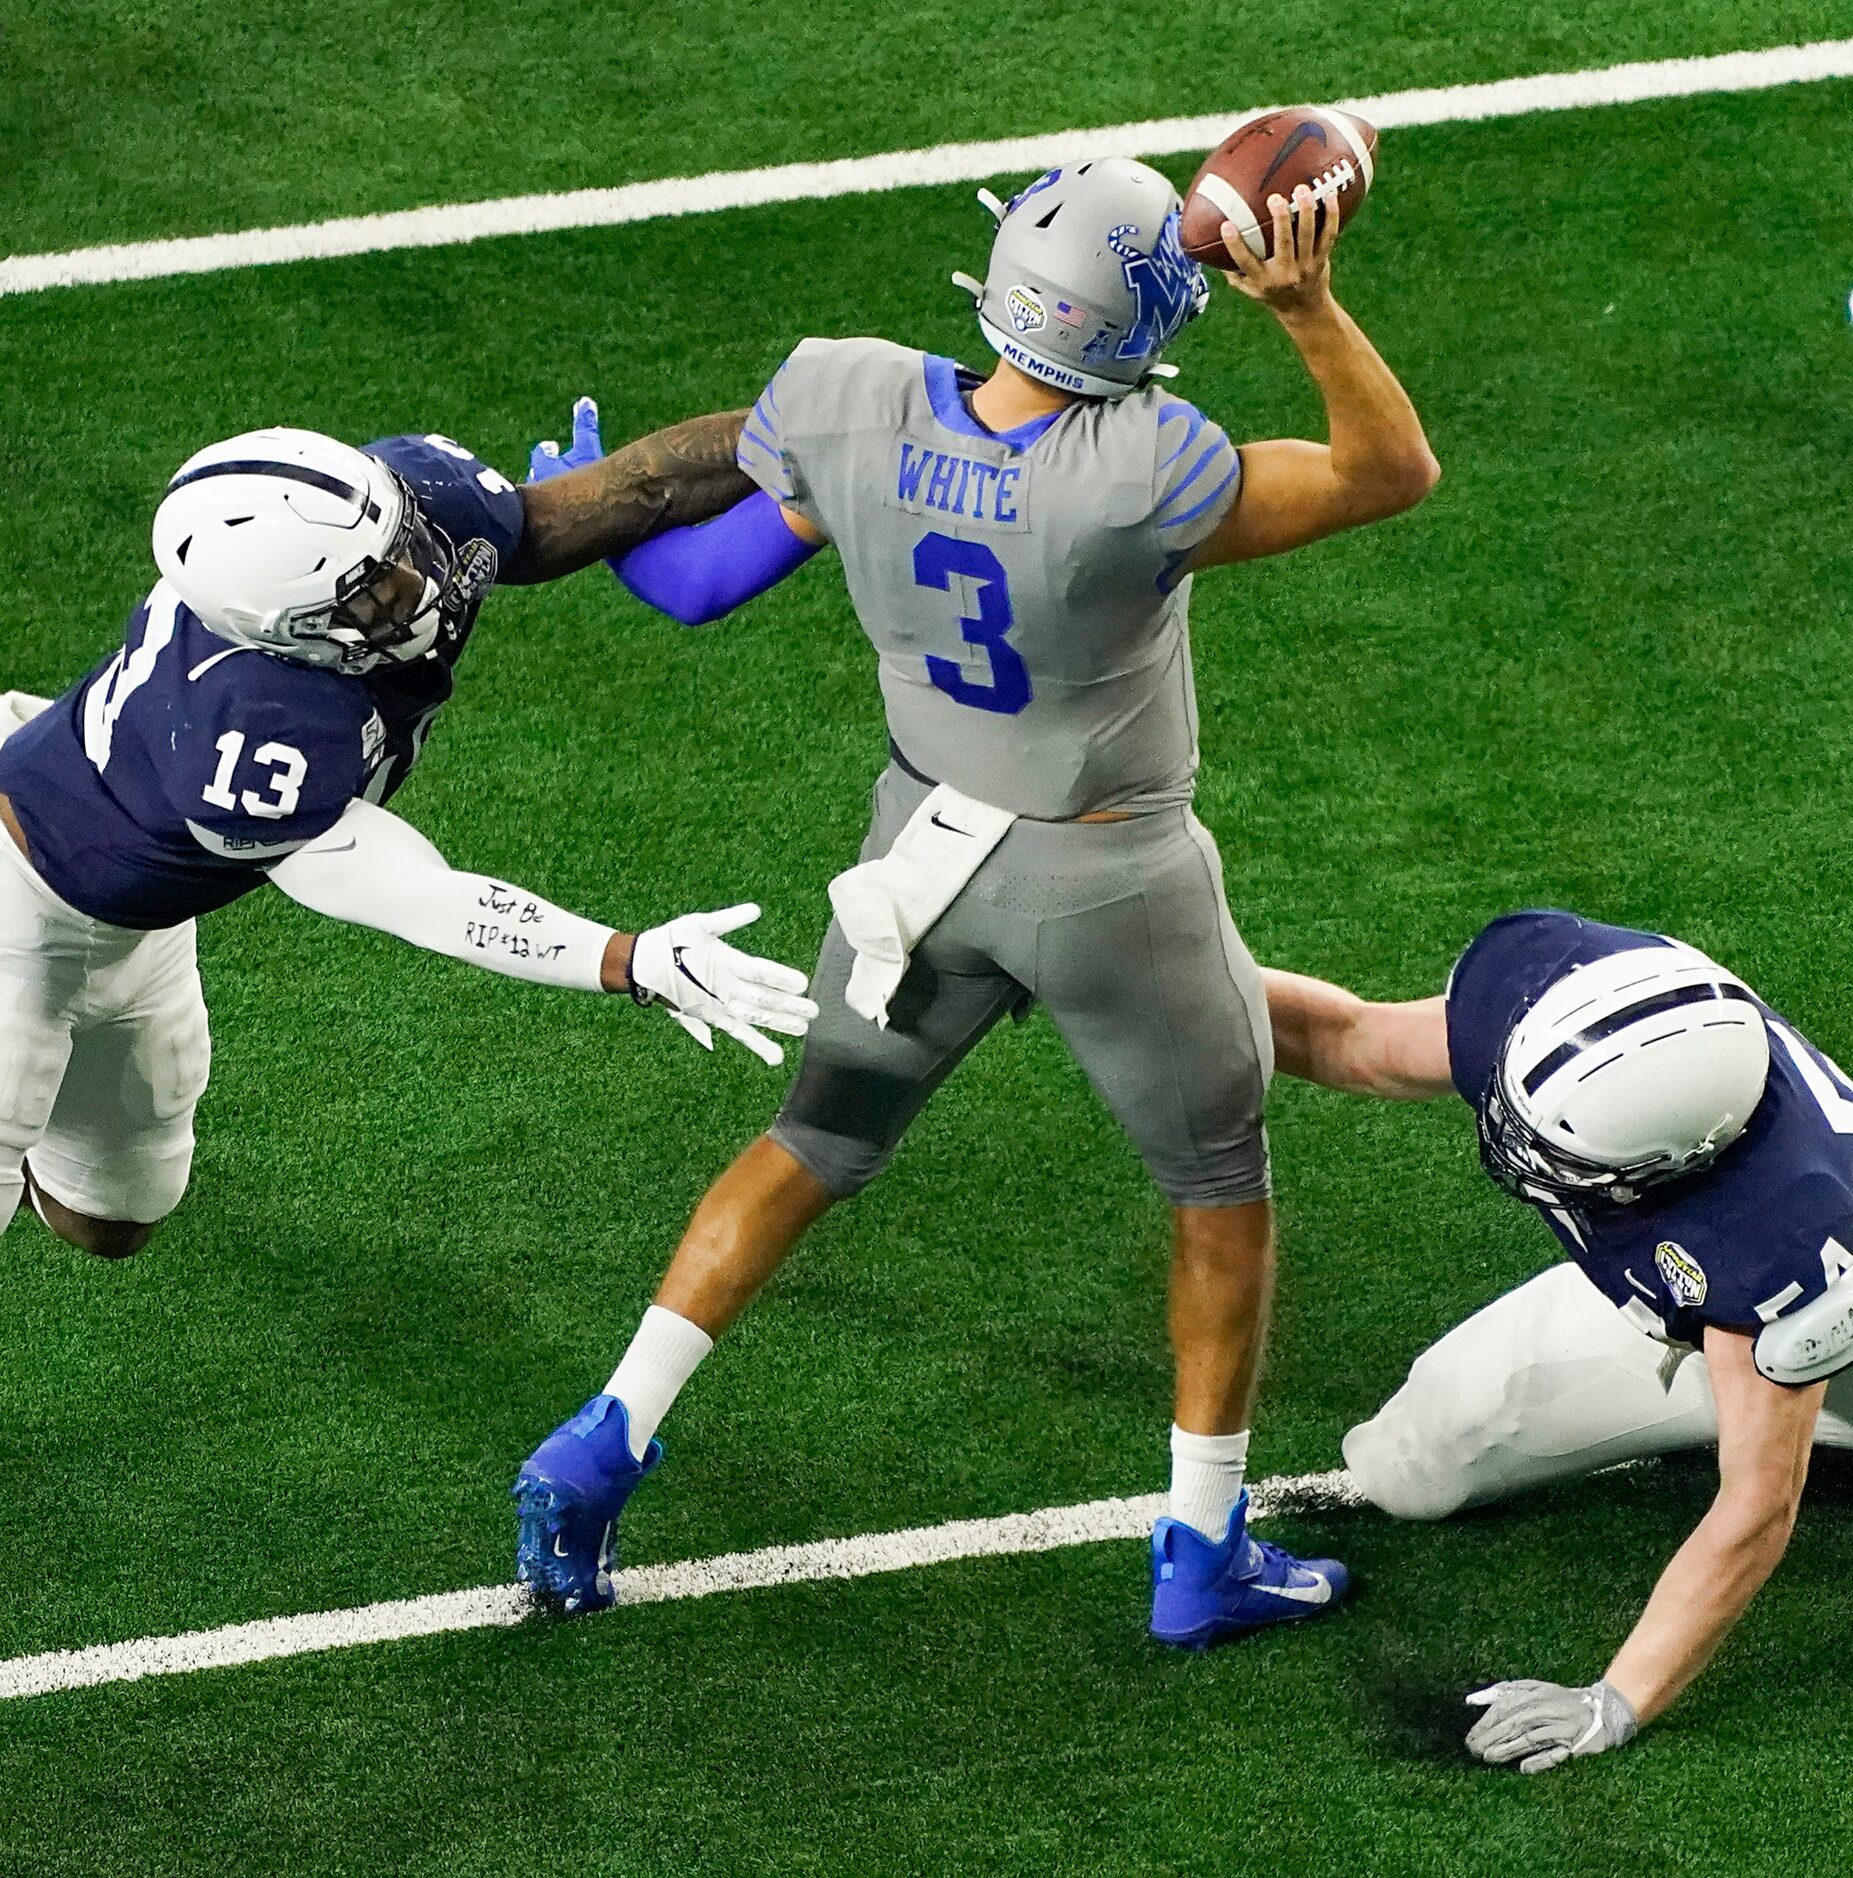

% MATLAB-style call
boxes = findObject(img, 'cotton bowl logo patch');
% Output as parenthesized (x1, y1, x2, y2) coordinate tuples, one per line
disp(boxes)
(444, 536, 499, 613)
(1655, 1240, 1708, 1309)
(1006, 285, 1046, 334)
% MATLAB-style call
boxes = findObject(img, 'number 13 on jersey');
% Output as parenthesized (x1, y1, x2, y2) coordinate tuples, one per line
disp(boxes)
(914, 532, 1032, 717)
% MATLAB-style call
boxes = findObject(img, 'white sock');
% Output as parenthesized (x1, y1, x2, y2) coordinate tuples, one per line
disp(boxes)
(605, 1306, 714, 1461)
(1169, 1425, 1251, 1541)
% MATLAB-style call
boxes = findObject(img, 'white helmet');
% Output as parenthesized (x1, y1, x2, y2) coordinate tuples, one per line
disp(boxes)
(152, 427, 460, 674)
(1480, 942, 1771, 1206)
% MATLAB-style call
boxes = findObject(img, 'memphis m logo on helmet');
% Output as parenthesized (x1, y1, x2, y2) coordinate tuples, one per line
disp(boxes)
(1107, 214, 1210, 362)
(950, 157, 1210, 400)
(152, 428, 491, 676)
(1478, 942, 1772, 1208)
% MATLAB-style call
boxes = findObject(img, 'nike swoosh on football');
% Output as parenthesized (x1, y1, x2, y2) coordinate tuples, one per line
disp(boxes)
(673, 945, 715, 997)
(1257, 119, 1330, 193)
(929, 812, 973, 837)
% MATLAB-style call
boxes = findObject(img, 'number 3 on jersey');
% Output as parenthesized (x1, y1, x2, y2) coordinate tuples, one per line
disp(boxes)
(914, 532, 1031, 716)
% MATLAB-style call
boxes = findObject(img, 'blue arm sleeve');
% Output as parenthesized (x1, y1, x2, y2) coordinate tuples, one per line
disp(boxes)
(612, 489, 820, 627)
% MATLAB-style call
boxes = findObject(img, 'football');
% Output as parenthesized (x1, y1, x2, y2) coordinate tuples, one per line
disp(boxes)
(1178, 106, 1378, 268)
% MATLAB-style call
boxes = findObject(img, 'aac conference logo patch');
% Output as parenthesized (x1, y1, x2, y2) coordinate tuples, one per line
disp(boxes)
(1655, 1240, 1708, 1309)
(1006, 284, 1047, 334)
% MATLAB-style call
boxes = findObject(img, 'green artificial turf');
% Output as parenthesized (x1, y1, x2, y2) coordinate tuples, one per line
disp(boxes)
(4, 0, 1848, 252)
(1, 24, 1851, 1875)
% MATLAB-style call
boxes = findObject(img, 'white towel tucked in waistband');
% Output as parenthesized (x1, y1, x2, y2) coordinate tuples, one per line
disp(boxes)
(827, 783, 1017, 1027)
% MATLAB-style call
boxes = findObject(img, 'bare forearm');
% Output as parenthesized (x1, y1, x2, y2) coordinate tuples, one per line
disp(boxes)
(1605, 1503, 1793, 1723)
(1262, 970, 1452, 1099)
(1274, 291, 1437, 499)
(508, 409, 753, 583)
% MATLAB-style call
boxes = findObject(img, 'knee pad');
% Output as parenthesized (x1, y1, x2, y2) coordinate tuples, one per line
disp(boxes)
(127, 999, 211, 1124)
(1342, 1408, 1472, 1522)
(0, 1030, 67, 1156)
(30, 1135, 192, 1229)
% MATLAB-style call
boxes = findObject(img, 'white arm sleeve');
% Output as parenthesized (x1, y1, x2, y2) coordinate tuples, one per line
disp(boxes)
(268, 798, 616, 993)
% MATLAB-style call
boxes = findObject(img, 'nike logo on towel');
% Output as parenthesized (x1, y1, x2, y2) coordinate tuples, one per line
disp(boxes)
(929, 812, 973, 837)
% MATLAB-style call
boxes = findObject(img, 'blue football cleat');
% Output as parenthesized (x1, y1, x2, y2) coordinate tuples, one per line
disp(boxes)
(512, 1394, 662, 1614)
(1150, 1489, 1350, 1649)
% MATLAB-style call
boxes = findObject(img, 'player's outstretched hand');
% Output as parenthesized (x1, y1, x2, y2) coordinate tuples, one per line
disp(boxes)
(1218, 182, 1338, 316)
(630, 904, 819, 1066)
(527, 396, 605, 483)
(1464, 1678, 1638, 1775)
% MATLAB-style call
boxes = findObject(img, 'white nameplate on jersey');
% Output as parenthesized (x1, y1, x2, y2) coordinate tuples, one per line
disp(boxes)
(884, 443, 1031, 532)
(1654, 1240, 1708, 1309)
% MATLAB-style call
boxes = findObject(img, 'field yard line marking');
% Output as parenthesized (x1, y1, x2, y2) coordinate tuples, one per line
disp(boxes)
(5, 40, 1852, 296)
(0, 1467, 1365, 1702)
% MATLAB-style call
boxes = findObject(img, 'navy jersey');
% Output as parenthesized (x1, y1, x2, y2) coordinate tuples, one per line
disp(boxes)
(1448, 909, 1853, 1347)
(0, 434, 523, 929)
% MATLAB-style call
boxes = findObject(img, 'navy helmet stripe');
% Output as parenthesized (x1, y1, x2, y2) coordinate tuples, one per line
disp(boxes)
(166, 459, 382, 522)
(1522, 982, 1757, 1096)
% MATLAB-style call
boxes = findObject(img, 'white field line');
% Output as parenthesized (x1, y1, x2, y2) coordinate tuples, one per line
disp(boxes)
(0, 1467, 1365, 1703)
(6, 40, 1853, 297)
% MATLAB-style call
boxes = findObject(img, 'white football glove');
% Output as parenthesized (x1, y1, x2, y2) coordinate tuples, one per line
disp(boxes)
(1464, 1678, 1638, 1775)
(629, 903, 818, 1066)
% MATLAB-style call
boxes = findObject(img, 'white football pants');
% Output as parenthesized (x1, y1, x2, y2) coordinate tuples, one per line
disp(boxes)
(1342, 1260, 1853, 1520)
(0, 697, 209, 1228)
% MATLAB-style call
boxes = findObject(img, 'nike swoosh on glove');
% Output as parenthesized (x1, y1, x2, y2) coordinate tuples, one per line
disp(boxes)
(629, 903, 819, 1065)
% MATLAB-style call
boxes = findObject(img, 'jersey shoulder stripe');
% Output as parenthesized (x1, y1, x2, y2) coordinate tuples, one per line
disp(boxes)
(1150, 396, 1240, 534)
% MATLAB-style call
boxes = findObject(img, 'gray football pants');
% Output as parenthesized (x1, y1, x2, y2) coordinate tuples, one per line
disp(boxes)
(771, 765, 1274, 1207)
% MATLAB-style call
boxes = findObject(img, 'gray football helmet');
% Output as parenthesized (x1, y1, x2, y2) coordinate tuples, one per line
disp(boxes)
(951, 157, 1210, 399)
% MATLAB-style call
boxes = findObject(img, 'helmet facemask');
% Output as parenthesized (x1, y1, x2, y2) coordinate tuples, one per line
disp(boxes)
(1476, 1075, 1677, 1209)
(1477, 945, 1771, 1212)
(275, 476, 456, 675)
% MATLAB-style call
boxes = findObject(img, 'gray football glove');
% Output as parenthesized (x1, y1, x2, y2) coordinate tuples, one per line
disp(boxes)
(1464, 1678, 1638, 1775)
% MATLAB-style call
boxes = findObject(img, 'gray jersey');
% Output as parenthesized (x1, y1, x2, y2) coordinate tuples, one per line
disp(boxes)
(738, 338, 1241, 819)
